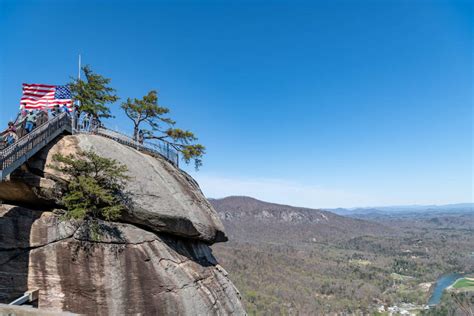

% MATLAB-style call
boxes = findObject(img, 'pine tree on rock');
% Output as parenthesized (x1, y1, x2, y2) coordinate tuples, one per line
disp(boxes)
(69, 65, 119, 118)
(49, 150, 129, 221)
(121, 90, 206, 169)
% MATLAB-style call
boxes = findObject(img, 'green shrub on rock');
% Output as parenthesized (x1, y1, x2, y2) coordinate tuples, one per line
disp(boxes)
(49, 150, 130, 221)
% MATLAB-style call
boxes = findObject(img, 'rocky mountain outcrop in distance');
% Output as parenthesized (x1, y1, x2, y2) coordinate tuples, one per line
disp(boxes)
(329, 203, 474, 219)
(210, 198, 474, 314)
(0, 135, 245, 315)
(210, 196, 393, 244)
(210, 196, 334, 223)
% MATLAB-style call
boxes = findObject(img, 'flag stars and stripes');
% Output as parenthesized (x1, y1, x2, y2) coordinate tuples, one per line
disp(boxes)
(55, 85, 72, 99)
(21, 83, 73, 109)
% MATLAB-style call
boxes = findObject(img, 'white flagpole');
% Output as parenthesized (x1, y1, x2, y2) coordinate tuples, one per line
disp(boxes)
(73, 54, 82, 133)
(78, 54, 81, 80)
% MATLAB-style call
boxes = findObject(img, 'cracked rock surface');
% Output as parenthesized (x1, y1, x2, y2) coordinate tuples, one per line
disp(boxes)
(0, 205, 245, 315)
(0, 135, 245, 315)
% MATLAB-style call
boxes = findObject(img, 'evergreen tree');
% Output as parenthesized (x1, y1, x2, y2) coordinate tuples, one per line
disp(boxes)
(69, 65, 119, 118)
(49, 150, 129, 221)
(121, 90, 206, 169)
(121, 90, 174, 141)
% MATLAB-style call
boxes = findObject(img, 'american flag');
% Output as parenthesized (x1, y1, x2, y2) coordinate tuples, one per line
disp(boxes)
(20, 83, 73, 109)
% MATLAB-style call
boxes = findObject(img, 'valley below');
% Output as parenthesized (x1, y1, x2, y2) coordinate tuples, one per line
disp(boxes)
(210, 197, 474, 315)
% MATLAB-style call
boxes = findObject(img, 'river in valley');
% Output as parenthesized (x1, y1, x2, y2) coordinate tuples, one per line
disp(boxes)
(427, 273, 462, 306)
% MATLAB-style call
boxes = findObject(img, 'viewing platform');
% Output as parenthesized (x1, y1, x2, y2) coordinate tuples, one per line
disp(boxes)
(0, 113, 179, 181)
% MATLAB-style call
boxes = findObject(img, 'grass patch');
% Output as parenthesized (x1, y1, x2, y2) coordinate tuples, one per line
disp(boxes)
(349, 259, 372, 266)
(452, 278, 474, 289)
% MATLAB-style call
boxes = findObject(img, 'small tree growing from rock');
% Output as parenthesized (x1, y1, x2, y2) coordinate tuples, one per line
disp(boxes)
(69, 65, 119, 118)
(49, 150, 130, 221)
(121, 90, 174, 141)
(121, 90, 206, 169)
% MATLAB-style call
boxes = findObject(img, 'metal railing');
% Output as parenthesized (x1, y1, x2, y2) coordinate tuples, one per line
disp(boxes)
(86, 126, 179, 167)
(0, 113, 180, 180)
(0, 112, 72, 180)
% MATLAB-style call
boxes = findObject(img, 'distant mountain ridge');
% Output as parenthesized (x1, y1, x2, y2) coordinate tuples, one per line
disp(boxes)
(210, 197, 474, 314)
(328, 202, 474, 217)
(209, 196, 334, 223)
(209, 196, 392, 244)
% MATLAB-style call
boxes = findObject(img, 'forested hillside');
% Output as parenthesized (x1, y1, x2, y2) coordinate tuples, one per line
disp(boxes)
(211, 196, 474, 314)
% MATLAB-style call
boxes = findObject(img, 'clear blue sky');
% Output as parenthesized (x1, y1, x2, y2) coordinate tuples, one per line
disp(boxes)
(0, 0, 472, 208)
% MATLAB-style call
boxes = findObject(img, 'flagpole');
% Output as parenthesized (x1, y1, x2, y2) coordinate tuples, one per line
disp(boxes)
(73, 54, 82, 134)
(78, 54, 81, 80)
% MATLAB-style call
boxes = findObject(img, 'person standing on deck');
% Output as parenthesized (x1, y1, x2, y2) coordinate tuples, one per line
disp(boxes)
(17, 108, 27, 137)
(90, 114, 99, 133)
(5, 131, 17, 146)
(7, 121, 16, 134)
(25, 110, 36, 134)
(73, 105, 80, 130)
(82, 112, 90, 131)
(51, 105, 59, 117)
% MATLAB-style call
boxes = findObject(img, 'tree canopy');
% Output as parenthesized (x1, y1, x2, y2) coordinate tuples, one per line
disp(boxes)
(121, 90, 174, 140)
(67, 64, 206, 169)
(69, 65, 119, 118)
(121, 90, 206, 169)
(49, 150, 130, 221)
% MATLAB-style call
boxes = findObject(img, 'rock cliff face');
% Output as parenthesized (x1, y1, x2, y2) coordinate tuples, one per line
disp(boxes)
(0, 135, 245, 315)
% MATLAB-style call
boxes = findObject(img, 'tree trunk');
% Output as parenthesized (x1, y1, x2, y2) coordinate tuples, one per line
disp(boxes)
(133, 124, 139, 142)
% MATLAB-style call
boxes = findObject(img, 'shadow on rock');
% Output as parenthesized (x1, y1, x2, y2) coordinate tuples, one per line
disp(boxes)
(0, 206, 43, 304)
(159, 234, 218, 267)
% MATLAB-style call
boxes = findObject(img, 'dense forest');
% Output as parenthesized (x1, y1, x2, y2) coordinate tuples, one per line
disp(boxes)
(211, 197, 474, 314)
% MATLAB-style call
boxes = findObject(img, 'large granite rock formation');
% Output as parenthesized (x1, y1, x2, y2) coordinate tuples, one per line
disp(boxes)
(0, 135, 245, 315)
(0, 135, 226, 243)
